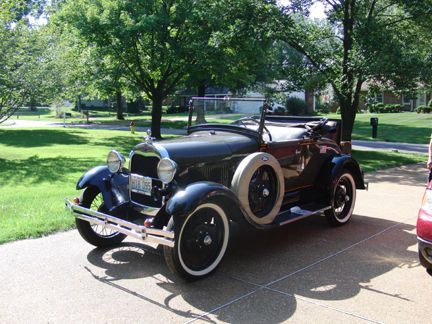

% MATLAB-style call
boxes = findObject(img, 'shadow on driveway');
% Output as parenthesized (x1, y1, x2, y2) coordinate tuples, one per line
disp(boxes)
(84, 212, 417, 323)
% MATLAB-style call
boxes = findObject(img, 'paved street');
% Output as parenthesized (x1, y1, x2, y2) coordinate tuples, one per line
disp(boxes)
(0, 164, 430, 323)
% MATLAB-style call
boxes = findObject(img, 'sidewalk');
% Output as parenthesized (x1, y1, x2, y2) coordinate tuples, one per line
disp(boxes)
(352, 139, 428, 154)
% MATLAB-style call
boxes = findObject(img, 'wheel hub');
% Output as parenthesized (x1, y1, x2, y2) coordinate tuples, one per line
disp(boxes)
(203, 235, 212, 246)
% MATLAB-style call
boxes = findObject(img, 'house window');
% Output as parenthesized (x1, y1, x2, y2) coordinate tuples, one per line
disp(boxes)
(375, 93, 383, 103)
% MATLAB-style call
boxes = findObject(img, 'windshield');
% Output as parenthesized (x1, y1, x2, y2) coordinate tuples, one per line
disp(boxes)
(188, 97, 265, 127)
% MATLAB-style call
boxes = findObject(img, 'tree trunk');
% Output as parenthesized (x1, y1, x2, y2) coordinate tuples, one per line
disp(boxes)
(151, 95, 163, 139)
(77, 95, 82, 112)
(338, 0, 355, 152)
(195, 81, 207, 124)
(30, 97, 37, 111)
(340, 102, 356, 142)
(116, 91, 124, 120)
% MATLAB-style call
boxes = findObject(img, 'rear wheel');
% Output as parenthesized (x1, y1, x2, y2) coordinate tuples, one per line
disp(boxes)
(164, 201, 230, 281)
(75, 186, 126, 247)
(325, 170, 356, 226)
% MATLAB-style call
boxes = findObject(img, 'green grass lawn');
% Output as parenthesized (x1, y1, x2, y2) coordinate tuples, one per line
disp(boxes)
(0, 127, 177, 244)
(14, 108, 432, 144)
(0, 127, 427, 245)
(326, 112, 432, 144)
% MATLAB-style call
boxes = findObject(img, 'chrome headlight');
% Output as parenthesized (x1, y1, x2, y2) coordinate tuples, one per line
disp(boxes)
(107, 150, 125, 173)
(157, 158, 177, 183)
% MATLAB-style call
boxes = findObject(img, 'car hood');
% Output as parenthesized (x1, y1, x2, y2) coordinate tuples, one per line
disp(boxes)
(133, 130, 258, 166)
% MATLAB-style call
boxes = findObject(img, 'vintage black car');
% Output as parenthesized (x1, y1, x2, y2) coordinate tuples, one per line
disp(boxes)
(65, 97, 367, 280)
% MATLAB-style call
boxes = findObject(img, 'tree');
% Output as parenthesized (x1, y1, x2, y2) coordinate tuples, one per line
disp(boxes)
(183, 0, 278, 96)
(277, 0, 432, 148)
(54, 0, 280, 138)
(0, 0, 48, 122)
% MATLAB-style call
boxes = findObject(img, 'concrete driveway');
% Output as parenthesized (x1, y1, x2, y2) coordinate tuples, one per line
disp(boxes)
(0, 164, 430, 323)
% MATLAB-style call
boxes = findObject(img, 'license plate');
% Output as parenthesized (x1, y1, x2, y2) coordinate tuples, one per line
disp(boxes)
(130, 174, 153, 196)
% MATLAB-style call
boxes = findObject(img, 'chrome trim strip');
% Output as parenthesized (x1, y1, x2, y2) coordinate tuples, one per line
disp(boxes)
(153, 143, 170, 159)
(417, 236, 432, 245)
(65, 199, 174, 247)
(279, 206, 331, 226)
(129, 145, 168, 211)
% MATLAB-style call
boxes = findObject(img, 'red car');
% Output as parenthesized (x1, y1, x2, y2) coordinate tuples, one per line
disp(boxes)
(417, 176, 432, 274)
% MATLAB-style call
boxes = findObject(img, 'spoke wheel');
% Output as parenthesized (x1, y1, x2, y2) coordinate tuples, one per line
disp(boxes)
(325, 171, 356, 226)
(248, 166, 278, 217)
(164, 202, 230, 281)
(88, 193, 119, 238)
(231, 152, 284, 225)
(75, 186, 126, 247)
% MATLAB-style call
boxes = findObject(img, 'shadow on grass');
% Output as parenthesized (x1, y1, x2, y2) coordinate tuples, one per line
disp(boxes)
(353, 120, 430, 144)
(352, 150, 426, 173)
(0, 155, 101, 184)
(0, 129, 89, 147)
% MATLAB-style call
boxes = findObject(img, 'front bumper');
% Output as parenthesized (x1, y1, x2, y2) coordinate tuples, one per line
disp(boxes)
(65, 199, 174, 248)
(418, 236, 432, 267)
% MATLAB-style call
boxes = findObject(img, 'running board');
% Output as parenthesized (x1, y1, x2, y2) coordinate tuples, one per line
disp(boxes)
(273, 204, 331, 226)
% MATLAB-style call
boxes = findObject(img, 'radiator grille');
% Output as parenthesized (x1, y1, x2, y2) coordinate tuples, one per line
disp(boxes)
(130, 153, 163, 208)
(190, 163, 231, 187)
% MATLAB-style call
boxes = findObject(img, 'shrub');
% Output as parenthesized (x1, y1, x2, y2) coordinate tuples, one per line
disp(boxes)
(369, 103, 384, 113)
(285, 97, 307, 115)
(369, 103, 403, 113)
(315, 101, 331, 114)
(50, 101, 66, 118)
(167, 106, 188, 114)
(416, 105, 432, 113)
(273, 106, 286, 115)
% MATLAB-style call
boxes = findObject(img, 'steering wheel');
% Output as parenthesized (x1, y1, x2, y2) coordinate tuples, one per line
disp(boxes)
(235, 117, 273, 142)
(305, 118, 329, 132)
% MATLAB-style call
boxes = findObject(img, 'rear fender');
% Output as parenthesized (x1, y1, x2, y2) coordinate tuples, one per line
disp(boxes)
(77, 166, 129, 210)
(319, 155, 366, 192)
(166, 182, 245, 222)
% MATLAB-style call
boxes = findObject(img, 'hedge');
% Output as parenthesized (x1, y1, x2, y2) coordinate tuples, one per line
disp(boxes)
(415, 105, 432, 113)
(369, 103, 404, 113)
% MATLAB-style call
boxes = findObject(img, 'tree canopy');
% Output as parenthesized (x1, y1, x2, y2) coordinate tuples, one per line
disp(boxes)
(0, 0, 50, 122)
(276, 0, 432, 144)
(54, 0, 279, 137)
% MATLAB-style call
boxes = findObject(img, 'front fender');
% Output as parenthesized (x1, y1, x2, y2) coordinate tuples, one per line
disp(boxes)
(77, 166, 129, 210)
(77, 166, 111, 190)
(166, 181, 242, 220)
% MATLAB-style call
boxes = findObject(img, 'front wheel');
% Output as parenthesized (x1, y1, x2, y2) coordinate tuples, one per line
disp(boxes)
(75, 186, 126, 247)
(163, 201, 230, 281)
(325, 170, 356, 226)
(419, 249, 432, 275)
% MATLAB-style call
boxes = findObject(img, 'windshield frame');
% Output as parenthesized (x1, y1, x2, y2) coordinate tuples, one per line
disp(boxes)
(187, 97, 269, 142)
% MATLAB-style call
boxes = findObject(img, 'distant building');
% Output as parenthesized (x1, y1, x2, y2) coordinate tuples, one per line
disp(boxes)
(359, 81, 431, 111)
